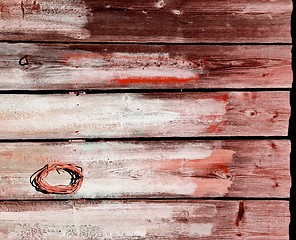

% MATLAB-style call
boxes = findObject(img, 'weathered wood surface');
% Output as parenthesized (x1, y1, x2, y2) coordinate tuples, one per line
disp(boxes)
(0, 0, 291, 43)
(0, 140, 290, 199)
(0, 200, 289, 239)
(0, 43, 292, 90)
(0, 92, 289, 139)
(0, 0, 291, 238)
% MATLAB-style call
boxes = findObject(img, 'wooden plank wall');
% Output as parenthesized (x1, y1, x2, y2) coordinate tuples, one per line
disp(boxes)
(0, 0, 291, 239)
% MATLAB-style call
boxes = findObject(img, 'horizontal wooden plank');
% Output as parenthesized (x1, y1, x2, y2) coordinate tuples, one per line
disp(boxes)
(0, 0, 291, 43)
(0, 200, 289, 239)
(0, 92, 289, 139)
(0, 44, 292, 90)
(0, 140, 290, 199)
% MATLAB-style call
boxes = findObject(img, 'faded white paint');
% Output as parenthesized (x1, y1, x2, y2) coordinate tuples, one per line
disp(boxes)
(0, 0, 91, 39)
(0, 93, 227, 138)
(171, 9, 181, 15)
(0, 44, 292, 90)
(0, 140, 291, 199)
(69, 67, 198, 82)
(0, 141, 235, 199)
(0, 201, 290, 240)
(0, 202, 216, 239)
(78, 177, 199, 197)
(0, 48, 200, 89)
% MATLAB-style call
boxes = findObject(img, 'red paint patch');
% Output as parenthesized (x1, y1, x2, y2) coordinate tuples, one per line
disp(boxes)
(116, 76, 199, 85)
(207, 124, 223, 133)
(155, 149, 235, 177)
(251, 92, 258, 100)
(214, 94, 228, 102)
(0, 151, 13, 158)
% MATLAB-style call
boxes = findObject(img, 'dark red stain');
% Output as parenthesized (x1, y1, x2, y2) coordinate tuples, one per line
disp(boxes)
(271, 142, 277, 149)
(20, 1, 25, 19)
(31, 1, 41, 11)
(262, 73, 269, 77)
(0, 4, 8, 13)
(236, 201, 245, 226)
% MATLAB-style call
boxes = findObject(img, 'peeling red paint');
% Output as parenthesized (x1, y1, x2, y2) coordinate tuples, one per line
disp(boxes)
(207, 124, 223, 133)
(251, 92, 258, 100)
(214, 94, 228, 102)
(155, 149, 234, 178)
(115, 76, 199, 85)
(62, 52, 200, 86)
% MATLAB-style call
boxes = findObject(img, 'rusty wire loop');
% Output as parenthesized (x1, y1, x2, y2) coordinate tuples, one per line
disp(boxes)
(30, 163, 83, 194)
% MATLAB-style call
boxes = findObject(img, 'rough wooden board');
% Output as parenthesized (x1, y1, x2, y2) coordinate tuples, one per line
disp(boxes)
(0, 140, 290, 199)
(0, 43, 292, 90)
(0, 0, 291, 43)
(0, 92, 289, 139)
(0, 200, 289, 239)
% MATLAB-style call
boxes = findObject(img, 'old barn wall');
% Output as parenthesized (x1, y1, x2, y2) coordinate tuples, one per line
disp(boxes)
(0, 0, 292, 239)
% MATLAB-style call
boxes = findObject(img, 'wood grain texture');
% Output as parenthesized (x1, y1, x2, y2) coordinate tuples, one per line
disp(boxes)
(0, 92, 289, 139)
(0, 0, 291, 238)
(0, 200, 289, 239)
(0, 43, 292, 90)
(0, 0, 291, 43)
(0, 140, 290, 199)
